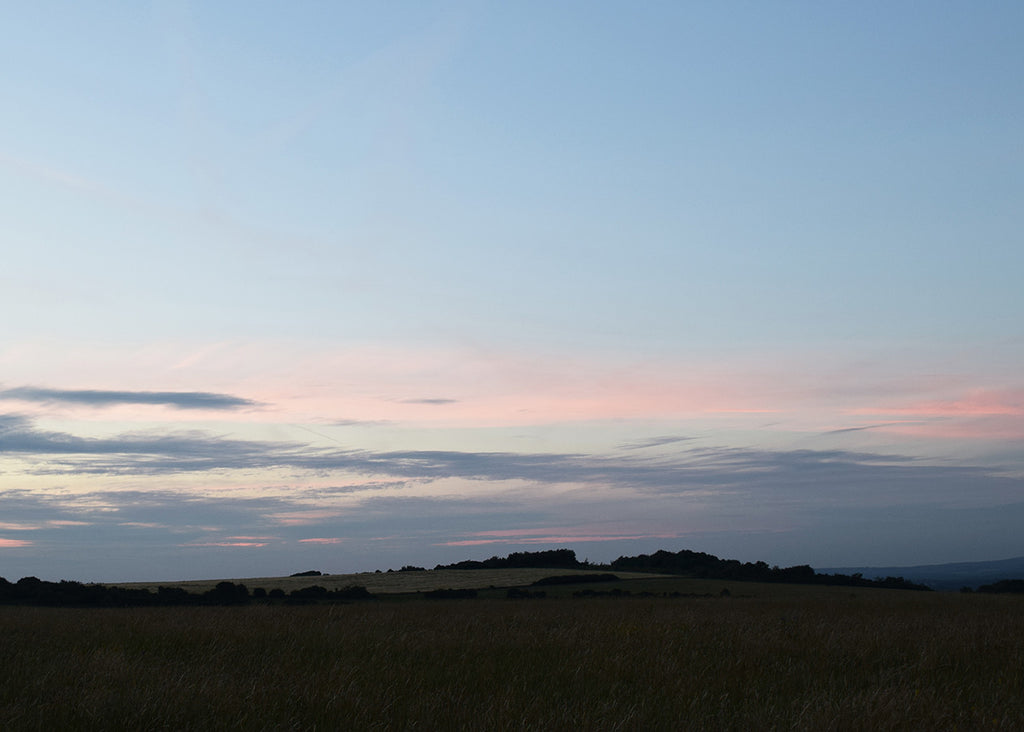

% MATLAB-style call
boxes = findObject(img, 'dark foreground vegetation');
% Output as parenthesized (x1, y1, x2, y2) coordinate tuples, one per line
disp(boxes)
(0, 576, 372, 607)
(3, 592, 1024, 729)
(976, 579, 1024, 594)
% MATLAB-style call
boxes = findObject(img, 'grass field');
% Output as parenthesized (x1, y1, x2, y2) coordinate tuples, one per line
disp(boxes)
(3, 577, 1024, 730)
(111, 567, 668, 596)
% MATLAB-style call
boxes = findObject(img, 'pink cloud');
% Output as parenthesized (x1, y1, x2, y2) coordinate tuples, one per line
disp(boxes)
(858, 388, 1024, 418)
(882, 416, 1024, 441)
(182, 542, 270, 548)
(182, 536, 274, 548)
(268, 510, 343, 526)
(467, 528, 571, 538)
(298, 537, 345, 544)
(251, 351, 797, 428)
(439, 526, 682, 547)
(0, 341, 799, 426)
(9, 339, 1020, 438)
(0, 520, 92, 531)
(847, 388, 1024, 441)
(0, 539, 32, 548)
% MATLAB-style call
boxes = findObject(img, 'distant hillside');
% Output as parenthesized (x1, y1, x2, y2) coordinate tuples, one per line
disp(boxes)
(818, 556, 1024, 591)
(440, 548, 930, 591)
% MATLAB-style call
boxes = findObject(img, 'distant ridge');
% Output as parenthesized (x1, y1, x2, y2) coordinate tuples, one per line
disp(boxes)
(439, 548, 931, 591)
(818, 556, 1024, 591)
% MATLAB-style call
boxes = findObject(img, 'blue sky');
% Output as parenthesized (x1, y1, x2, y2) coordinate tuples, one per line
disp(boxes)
(2, 2, 1023, 581)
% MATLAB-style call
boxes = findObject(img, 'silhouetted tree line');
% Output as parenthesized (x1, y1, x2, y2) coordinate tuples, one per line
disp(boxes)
(0, 577, 158, 607)
(422, 588, 477, 599)
(0, 576, 373, 607)
(608, 549, 932, 590)
(437, 548, 932, 591)
(1, 546, 937, 606)
(434, 548, 582, 570)
(975, 579, 1024, 593)
(282, 584, 374, 603)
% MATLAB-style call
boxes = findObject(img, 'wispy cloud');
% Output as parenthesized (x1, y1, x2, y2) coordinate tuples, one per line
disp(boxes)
(399, 398, 459, 405)
(0, 539, 33, 548)
(0, 386, 258, 410)
(439, 525, 683, 547)
(0, 151, 183, 220)
(298, 537, 345, 544)
(864, 388, 1024, 417)
(5, 440, 1024, 579)
(619, 435, 694, 450)
(0, 414, 302, 473)
(440, 535, 675, 547)
(821, 423, 919, 435)
(0, 520, 90, 531)
(847, 388, 1024, 441)
(182, 540, 271, 548)
(4, 413, 1019, 509)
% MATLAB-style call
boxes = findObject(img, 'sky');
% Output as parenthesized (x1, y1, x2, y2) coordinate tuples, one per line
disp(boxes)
(2, 2, 1023, 582)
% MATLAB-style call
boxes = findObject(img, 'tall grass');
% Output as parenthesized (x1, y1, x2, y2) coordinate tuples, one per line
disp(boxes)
(2, 593, 1023, 729)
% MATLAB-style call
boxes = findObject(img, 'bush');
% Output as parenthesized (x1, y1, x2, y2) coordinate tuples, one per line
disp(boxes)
(423, 588, 477, 599)
(532, 574, 619, 586)
(506, 588, 546, 599)
(204, 582, 249, 605)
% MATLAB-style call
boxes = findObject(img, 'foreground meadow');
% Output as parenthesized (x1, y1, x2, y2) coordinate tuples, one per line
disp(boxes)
(2, 590, 1023, 730)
